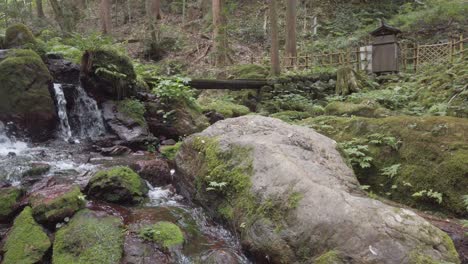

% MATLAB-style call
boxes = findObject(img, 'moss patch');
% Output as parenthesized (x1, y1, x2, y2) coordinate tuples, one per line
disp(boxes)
(324, 101, 390, 118)
(117, 99, 147, 127)
(160, 142, 182, 160)
(0, 187, 23, 221)
(2, 207, 51, 264)
(53, 210, 124, 264)
(4, 23, 36, 48)
(87, 166, 148, 204)
(139, 221, 184, 248)
(200, 98, 251, 118)
(314, 250, 345, 264)
(31, 186, 86, 224)
(228, 64, 269, 79)
(299, 115, 468, 216)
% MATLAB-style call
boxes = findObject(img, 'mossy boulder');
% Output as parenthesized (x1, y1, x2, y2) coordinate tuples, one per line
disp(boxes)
(138, 221, 184, 248)
(0, 187, 24, 222)
(300, 115, 468, 217)
(0, 49, 56, 141)
(324, 101, 391, 118)
(52, 209, 124, 264)
(2, 207, 51, 264)
(314, 250, 346, 264)
(4, 24, 36, 48)
(80, 48, 137, 102)
(175, 115, 459, 263)
(30, 185, 85, 224)
(228, 64, 269, 79)
(86, 166, 148, 204)
(145, 100, 209, 139)
(199, 98, 251, 118)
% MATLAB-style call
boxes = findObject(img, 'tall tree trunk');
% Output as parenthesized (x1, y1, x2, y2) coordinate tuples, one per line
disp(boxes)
(49, 0, 67, 31)
(100, 0, 112, 34)
(286, 0, 297, 66)
(36, 0, 45, 18)
(151, 0, 161, 20)
(269, 0, 280, 75)
(212, 0, 228, 67)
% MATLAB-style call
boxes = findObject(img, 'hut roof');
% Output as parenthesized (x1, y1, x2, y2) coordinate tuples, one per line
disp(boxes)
(370, 21, 401, 36)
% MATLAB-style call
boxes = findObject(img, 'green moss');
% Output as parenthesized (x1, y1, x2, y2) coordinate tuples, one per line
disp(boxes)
(0, 187, 23, 220)
(229, 64, 269, 79)
(53, 209, 124, 264)
(87, 166, 148, 203)
(139, 221, 184, 248)
(160, 142, 182, 160)
(314, 250, 345, 264)
(201, 98, 251, 118)
(31, 186, 86, 223)
(2, 207, 51, 264)
(324, 101, 390, 118)
(0, 49, 54, 116)
(117, 99, 147, 127)
(299, 115, 468, 217)
(22, 164, 50, 177)
(4, 23, 36, 48)
(270, 111, 313, 123)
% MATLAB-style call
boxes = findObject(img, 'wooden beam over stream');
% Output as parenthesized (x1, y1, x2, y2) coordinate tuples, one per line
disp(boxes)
(189, 79, 268, 90)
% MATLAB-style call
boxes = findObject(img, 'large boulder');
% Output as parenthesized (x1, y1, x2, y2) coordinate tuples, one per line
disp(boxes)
(1, 207, 51, 264)
(29, 185, 86, 225)
(175, 115, 460, 264)
(86, 166, 148, 204)
(52, 209, 124, 264)
(80, 48, 138, 103)
(4, 24, 36, 48)
(0, 49, 56, 141)
(131, 158, 172, 186)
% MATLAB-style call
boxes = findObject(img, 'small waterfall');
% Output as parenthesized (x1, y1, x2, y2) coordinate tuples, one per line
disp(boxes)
(71, 85, 106, 138)
(53, 84, 73, 141)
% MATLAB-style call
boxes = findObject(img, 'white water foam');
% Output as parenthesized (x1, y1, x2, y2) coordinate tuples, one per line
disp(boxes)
(53, 83, 73, 141)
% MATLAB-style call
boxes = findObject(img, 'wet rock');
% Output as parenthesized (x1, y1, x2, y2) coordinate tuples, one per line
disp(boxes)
(86, 166, 148, 204)
(2, 207, 51, 264)
(175, 115, 460, 264)
(101, 145, 132, 156)
(204, 249, 242, 264)
(3, 24, 36, 48)
(161, 139, 177, 146)
(0, 49, 57, 141)
(0, 187, 24, 222)
(46, 58, 80, 84)
(123, 233, 171, 264)
(52, 209, 124, 264)
(102, 101, 151, 142)
(29, 185, 85, 225)
(22, 163, 50, 177)
(204, 111, 225, 124)
(131, 159, 172, 186)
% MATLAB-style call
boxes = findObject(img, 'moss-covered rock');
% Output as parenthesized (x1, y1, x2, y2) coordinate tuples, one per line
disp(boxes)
(228, 64, 269, 79)
(0, 49, 56, 141)
(22, 163, 50, 177)
(145, 100, 209, 139)
(200, 98, 251, 118)
(300, 115, 468, 216)
(53, 209, 124, 264)
(270, 111, 314, 123)
(0, 187, 23, 222)
(30, 185, 86, 224)
(4, 23, 36, 48)
(324, 101, 391, 118)
(314, 250, 346, 264)
(117, 99, 147, 127)
(138, 221, 184, 248)
(2, 207, 51, 264)
(80, 48, 137, 102)
(86, 166, 148, 204)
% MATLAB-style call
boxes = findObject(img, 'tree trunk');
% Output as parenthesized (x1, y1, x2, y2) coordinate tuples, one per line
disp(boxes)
(100, 0, 112, 34)
(151, 0, 161, 20)
(36, 0, 45, 18)
(269, 0, 280, 76)
(335, 67, 361, 96)
(49, 0, 67, 31)
(212, 0, 228, 67)
(285, 0, 297, 66)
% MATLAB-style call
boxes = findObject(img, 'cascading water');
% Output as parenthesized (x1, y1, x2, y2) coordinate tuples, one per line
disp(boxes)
(70, 85, 106, 139)
(53, 83, 73, 141)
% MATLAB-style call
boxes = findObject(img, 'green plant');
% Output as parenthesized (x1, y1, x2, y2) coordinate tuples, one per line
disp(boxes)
(160, 142, 183, 160)
(381, 164, 401, 179)
(412, 189, 443, 204)
(206, 181, 228, 192)
(367, 133, 401, 150)
(151, 77, 195, 103)
(117, 99, 147, 127)
(339, 139, 373, 168)
(462, 195, 468, 212)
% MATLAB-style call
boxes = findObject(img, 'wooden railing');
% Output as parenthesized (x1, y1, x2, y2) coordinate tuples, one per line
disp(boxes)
(249, 34, 466, 72)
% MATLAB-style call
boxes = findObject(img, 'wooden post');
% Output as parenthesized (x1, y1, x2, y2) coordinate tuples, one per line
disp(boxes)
(356, 47, 360, 71)
(460, 34, 464, 59)
(415, 44, 419, 72)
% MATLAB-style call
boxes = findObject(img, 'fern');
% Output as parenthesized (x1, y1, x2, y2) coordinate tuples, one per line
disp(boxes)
(412, 189, 443, 204)
(381, 164, 401, 179)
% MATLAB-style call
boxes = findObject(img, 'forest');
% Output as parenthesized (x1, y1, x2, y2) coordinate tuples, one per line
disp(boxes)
(0, 0, 467, 263)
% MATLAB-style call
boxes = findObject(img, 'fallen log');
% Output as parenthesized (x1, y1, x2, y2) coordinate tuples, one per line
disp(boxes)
(189, 79, 268, 90)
